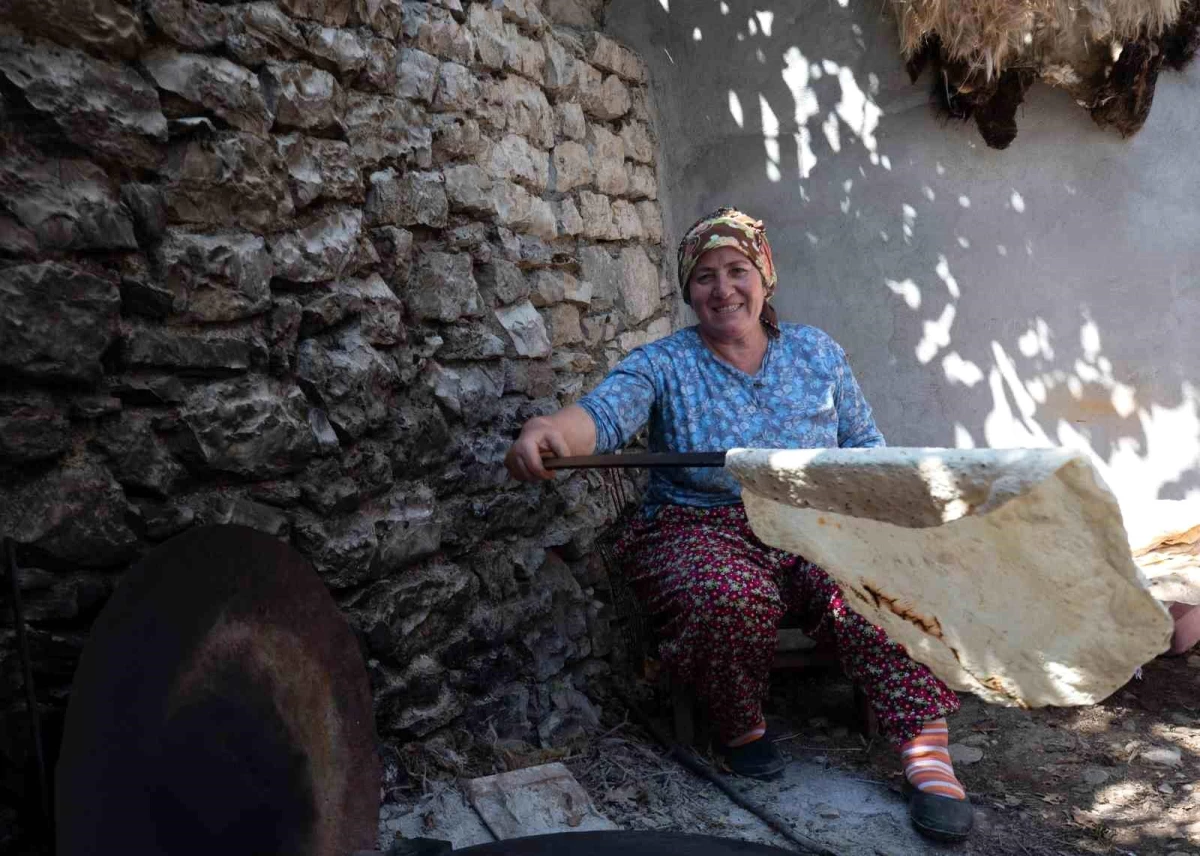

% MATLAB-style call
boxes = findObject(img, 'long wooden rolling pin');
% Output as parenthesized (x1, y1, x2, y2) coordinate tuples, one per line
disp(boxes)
(543, 452, 727, 470)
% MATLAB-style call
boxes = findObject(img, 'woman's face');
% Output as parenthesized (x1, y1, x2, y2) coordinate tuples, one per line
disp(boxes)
(687, 246, 766, 341)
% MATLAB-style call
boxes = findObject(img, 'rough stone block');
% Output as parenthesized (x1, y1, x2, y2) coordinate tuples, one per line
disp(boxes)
(94, 411, 185, 497)
(477, 259, 529, 305)
(432, 61, 478, 112)
(370, 225, 414, 288)
(611, 199, 643, 240)
(480, 75, 555, 149)
(496, 300, 552, 358)
(297, 327, 398, 439)
(541, 31, 578, 97)
(276, 134, 362, 209)
(396, 46, 439, 102)
(625, 163, 657, 200)
(467, 4, 510, 70)
(431, 114, 485, 162)
(143, 48, 272, 136)
(482, 135, 550, 193)
(579, 69, 630, 121)
(618, 246, 660, 323)
(407, 251, 482, 322)
(443, 164, 495, 215)
(350, 0, 404, 39)
(586, 124, 626, 196)
(120, 323, 264, 374)
(402, 2, 473, 64)
(554, 198, 583, 237)
(4, 0, 143, 58)
(587, 33, 646, 83)
(553, 108, 583, 149)
(301, 274, 403, 346)
(0, 263, 120, 384)
(0, 150, 137, 252)
(619, 119, 654, 164)
(0, 37, 167, 169)
(358, 36, 397, 90)
(365, 169, 448, 228)
(156, 229, 272, 322)
(577, 245, 619, 311)
(261, 61, 343, 131)
(637, 200, 663, 243)
(224, 1, 309, 65)
(174, 376, 319, 477)
(577, 191, 616, 241)
(550, 141, 590, 193)
(342, 91, 432, 167)
(292, 510, 379, 588)
(494, 0, 546, 34)
(164, 132, 293, 230)
(277, 0, 352, 27)
(528, 270, 584, 308)
(437, 323, 507, 361)
(0, 393, 70, 464)
(3, 459, 138, 568)
(542, 0, 600, 28)
(271, 209, 363, 283)
(424, 361, 504, 423)
(305, 25, 368, 75)
(493, 181, 556, 240)
(545, 304, 582, 346)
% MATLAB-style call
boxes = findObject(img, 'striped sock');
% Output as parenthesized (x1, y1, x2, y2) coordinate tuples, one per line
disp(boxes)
(727, 718, 768, 747)
(900, 718, 966, 800)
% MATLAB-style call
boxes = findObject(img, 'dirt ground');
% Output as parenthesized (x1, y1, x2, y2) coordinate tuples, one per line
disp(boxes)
(566, 653, 1200, 855)
(381, 653, 1199, 855)
(761, 653, 1200, 855)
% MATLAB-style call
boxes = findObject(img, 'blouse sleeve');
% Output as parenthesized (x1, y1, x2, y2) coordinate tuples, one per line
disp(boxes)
(834, 347, 886, 448)
(576, 348, 659, 454)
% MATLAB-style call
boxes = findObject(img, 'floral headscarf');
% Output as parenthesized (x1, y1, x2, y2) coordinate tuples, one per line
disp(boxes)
(677, 207, 780, 336)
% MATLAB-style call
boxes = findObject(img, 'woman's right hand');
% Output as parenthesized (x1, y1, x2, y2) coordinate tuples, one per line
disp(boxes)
(505, 416, 572, 482)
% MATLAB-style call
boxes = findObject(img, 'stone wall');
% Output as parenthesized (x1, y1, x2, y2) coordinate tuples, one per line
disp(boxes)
(0, 0, 671, 835)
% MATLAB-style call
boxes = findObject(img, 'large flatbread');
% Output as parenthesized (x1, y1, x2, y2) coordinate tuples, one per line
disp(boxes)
(725, 447, 1173, 708)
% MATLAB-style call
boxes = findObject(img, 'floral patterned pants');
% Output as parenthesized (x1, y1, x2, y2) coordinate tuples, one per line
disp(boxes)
(617, 504, 960, 745)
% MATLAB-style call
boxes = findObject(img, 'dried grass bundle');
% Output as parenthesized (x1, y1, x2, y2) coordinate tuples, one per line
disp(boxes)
(891, 0, 1200, 147)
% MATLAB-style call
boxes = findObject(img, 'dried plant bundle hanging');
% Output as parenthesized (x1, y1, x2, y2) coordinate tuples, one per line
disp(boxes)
(890, 0, 1200, 147)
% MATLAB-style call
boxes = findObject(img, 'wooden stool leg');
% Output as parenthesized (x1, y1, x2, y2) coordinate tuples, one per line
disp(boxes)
(853, 685, 879, 739)
(671, 679, 696, 747)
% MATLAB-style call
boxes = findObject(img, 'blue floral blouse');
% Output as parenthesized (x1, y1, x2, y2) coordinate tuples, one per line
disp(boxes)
(577, 324, 885, 515)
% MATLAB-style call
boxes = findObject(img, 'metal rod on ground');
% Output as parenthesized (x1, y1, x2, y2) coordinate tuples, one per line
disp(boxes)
(610, 686, 845, 856)
(5, 538, 49, 828)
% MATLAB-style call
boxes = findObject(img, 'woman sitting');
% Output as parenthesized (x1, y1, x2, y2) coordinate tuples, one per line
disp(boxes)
(504, 208, 973, 842)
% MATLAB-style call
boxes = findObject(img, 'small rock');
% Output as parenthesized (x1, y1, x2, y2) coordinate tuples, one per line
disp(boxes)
(948, 744, 984, 765)
(1081, 767, 1111, 786)
(1159, 782, 1175, 794)
(1186, 654, 1200, 669)
(1142, 746, 1183, 767)
(815, 804, 840, 819)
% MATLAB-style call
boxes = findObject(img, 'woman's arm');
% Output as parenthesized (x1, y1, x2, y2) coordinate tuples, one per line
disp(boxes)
(835, 350, 886, 448)
(506, 348, 660, 481)
(505, 404, 598, 481)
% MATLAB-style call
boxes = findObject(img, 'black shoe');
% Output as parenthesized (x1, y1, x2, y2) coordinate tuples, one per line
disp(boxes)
(717, 737, 787, 779)
(903, 780, 975, 842)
